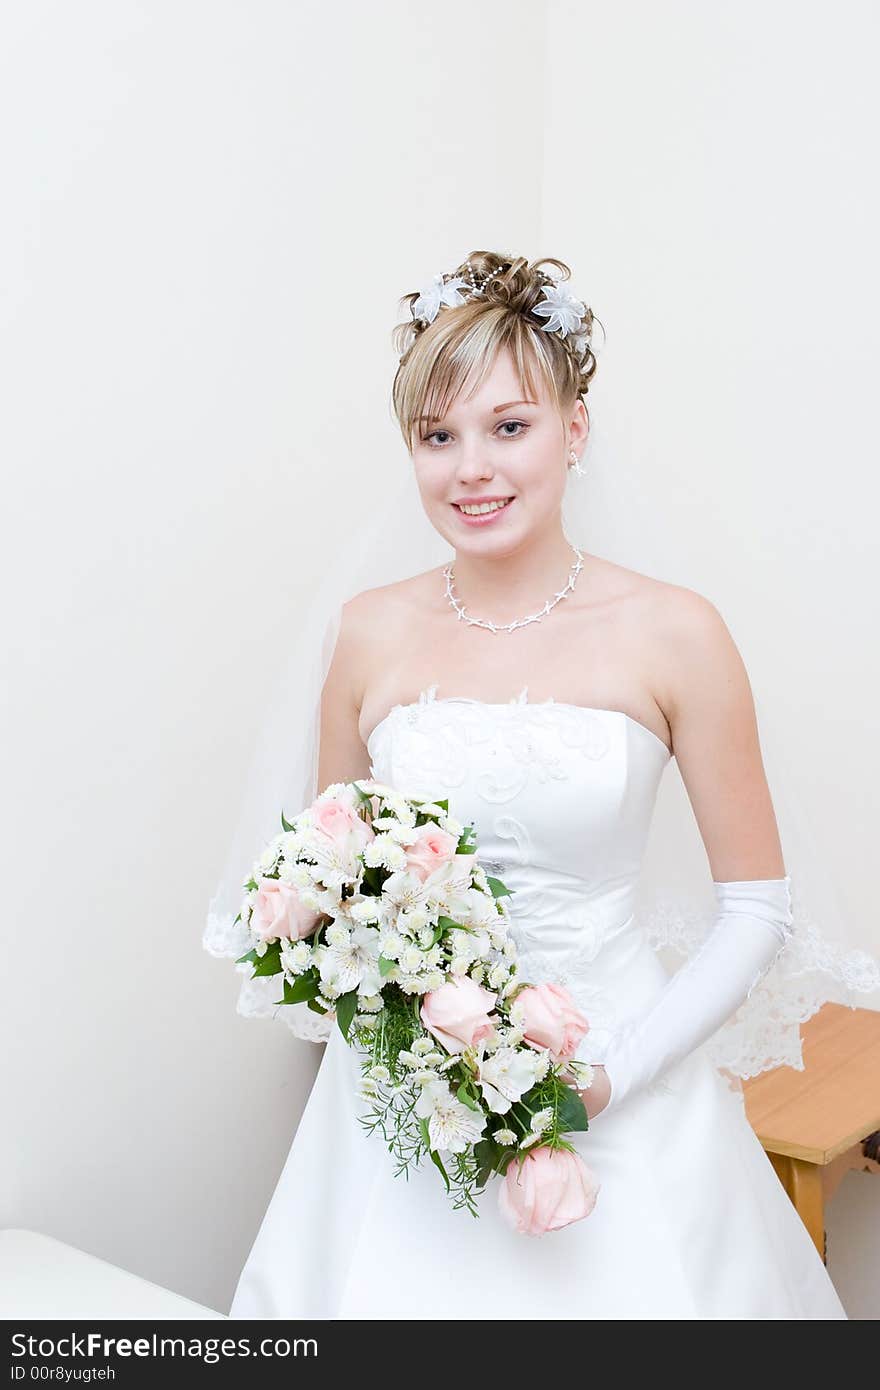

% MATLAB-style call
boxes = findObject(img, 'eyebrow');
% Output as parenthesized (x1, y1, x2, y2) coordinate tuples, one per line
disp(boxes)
(418, 399, 538, 423)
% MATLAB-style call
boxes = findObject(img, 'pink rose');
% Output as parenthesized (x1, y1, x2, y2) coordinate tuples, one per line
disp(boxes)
(517, 982, 589, 1064)
(310, 796, 374, 855)
(498, 1146, 600, 1236)
(251, 878, 321, 942)
(404, 824, 459, 883)
(420, 976, 498, 1054)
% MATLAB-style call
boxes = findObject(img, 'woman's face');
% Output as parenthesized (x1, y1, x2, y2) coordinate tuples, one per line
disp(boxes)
(411, 346, 589, 556)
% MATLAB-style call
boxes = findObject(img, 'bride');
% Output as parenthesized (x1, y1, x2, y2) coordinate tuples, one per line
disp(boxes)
(207, 251, 877, 1319)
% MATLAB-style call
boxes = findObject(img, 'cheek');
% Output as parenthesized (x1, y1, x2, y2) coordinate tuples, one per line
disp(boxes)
(414, 462, 446, 507)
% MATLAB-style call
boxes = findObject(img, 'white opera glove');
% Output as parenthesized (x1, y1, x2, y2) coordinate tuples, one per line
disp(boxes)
(587, 877, 794, 1118)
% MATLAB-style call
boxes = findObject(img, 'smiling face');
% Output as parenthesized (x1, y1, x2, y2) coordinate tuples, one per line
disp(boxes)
(411, 345, 589, 556)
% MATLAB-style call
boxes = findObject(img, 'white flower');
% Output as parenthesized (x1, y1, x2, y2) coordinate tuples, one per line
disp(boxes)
(411, 273, 469, 326)
(377, 928, 404, 959)
(279, 939, 313, 975)
(439, 814, 464, 837)
(411, 1036, 435, 1056)
(383, 793, 417, 824)
(414, 1078, 486, 1153)
(367, 1064, 391, 1082)
(258, 839, 283, 872)
(422, 970, 445, 992)
(477, 1045, 542, 1115)
(400, 945, 425, 973)
(318, 924, 381, 996)
(348, 898, 382, 926)
(397, 974, 428, 994)
(531, 281, 586, 337)
(357, 993, 384, 1013)
(532, 1050, 553, 1082)
(412, 1067, 440, 1084)
(405, 907, 429, 934)
(518, 1131, 543, 1150)
(488, 963, 510, 991)
(530, 1106, 554, 1134)
(509, 997, 526, 1027)
(397, 1050, 420, 1068)
(493, 1128, 517, 1145)
(325, 922, 350, 949)
(382, 868, 431, 915)
(565, 1059, 595, 1089)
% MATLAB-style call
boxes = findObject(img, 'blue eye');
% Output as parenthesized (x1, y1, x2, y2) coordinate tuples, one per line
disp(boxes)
(421, 421, 528, 447)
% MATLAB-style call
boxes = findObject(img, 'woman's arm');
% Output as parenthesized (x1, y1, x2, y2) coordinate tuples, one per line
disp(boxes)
(316, 595, 374, 793)
(580, 588, 793, 1120)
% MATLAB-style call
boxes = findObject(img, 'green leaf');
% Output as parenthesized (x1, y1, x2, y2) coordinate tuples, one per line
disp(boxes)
(335, 990, 359, 1041)
(251, 944, 283, 977)
(556, 1084, 590, 1133)
(436, 914, 465, 933)
(280, 974, 320, 1006)
(486, 875, 512, 898)
(244, 877, 259, 892)
(456, 1082, 481, 1113)
(378, 955, 397, 977)
(427, 1146, 451, 1192)
(234, 948, 258, 966)
(281, 810, 294, 832)
(473, 1137, 507, 1189)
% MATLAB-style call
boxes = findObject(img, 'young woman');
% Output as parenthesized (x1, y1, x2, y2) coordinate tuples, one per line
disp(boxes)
(210, 251, 875, 1319)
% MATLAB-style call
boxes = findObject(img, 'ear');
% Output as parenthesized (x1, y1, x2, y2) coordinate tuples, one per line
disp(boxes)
(568, 399, 590, 454)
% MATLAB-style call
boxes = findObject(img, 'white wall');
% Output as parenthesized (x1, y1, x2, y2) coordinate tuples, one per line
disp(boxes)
(544, 0, 880, 1312)
(0, 0, 543, 1314)
(2, 0, 876, 1316)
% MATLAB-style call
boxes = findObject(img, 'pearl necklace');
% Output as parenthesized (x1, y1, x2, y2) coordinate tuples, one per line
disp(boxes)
(442, 541, 585, 634)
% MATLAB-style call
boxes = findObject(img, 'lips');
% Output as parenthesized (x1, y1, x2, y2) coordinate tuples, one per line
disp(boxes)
(453, 497, 514, 513)
(452, 497, 515, 526)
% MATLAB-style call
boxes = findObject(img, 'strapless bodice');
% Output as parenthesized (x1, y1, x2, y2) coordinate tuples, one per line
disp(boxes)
(366, 684, 675, 1054)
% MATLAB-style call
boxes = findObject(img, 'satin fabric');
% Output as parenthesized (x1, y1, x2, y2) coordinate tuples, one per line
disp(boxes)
(229, 693, 847, 1319)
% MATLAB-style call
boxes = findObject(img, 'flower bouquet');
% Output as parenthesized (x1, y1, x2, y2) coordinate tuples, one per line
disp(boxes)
(228, 777, 600, 1235)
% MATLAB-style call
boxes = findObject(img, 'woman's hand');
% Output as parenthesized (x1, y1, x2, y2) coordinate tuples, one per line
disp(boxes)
(574, 1063, 612, 1121)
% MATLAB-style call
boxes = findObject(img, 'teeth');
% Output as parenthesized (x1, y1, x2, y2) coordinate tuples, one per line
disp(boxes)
(458, 498, 512, 515)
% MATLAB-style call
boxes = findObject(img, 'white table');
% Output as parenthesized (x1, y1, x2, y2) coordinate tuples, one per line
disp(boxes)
(0, 1229, 227, 1320)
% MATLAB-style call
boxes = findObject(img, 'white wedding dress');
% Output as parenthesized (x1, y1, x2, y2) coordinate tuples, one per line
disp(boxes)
(228, 685, 848, 1320)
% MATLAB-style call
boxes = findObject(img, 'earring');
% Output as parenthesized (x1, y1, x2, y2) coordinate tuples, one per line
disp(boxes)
(569, 449, 586, 477)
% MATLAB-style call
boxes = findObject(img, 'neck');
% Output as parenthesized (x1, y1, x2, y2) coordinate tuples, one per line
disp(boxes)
(449, 518, 578, 625)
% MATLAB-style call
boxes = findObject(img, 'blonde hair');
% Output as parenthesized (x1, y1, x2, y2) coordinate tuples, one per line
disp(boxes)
(391, 250, 601, 453)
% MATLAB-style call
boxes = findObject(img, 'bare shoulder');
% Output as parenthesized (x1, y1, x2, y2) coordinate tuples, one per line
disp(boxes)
(579, 554, 740, 708)
(336, 567, 447, 697)
(635, 573, 747, 720)
(342, 566, 446, 636)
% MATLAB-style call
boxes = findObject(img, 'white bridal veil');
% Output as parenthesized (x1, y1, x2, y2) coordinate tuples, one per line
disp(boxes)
(203, 344, 880, 1093)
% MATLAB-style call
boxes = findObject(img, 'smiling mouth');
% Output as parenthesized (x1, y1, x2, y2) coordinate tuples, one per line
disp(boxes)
(452, 497, 515, 516)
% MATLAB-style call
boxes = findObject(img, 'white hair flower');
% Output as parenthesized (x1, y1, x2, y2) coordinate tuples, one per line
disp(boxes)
(411, 273, 469, 326)
(531, 281, 587, 337)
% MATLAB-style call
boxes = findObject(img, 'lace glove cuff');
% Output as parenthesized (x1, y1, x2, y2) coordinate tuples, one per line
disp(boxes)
(586, 877, 794, 1118)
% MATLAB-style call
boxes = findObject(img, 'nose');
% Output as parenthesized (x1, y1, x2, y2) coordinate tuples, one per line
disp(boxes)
(454, 439, 494, 485)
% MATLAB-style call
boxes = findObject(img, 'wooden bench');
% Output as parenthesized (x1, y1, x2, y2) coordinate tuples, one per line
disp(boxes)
(742, 1001, 880, 1262)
